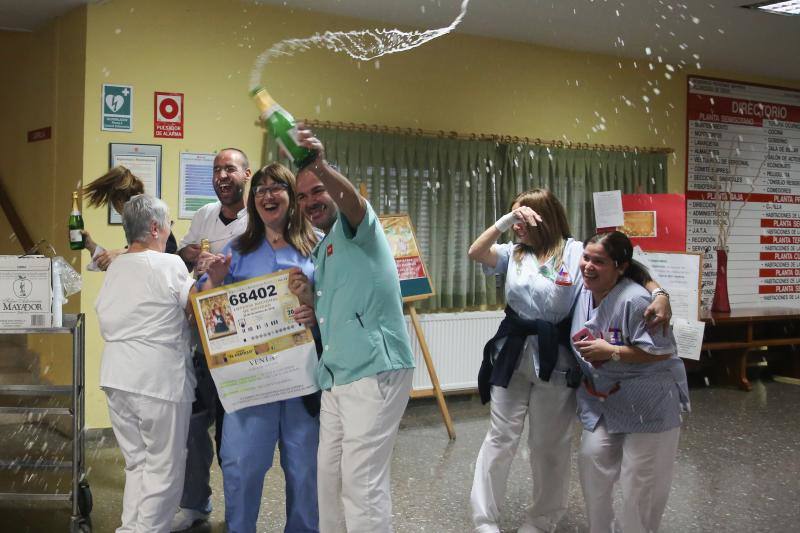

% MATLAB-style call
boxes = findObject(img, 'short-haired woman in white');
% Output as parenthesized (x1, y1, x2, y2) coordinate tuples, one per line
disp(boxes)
(95, 194, 203, 532)
(570, 231, 690, 533)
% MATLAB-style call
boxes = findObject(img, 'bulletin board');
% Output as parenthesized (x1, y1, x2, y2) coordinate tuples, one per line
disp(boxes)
(108, 143, 163, 224)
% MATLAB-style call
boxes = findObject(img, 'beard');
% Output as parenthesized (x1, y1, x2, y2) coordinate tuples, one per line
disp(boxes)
(215, 182, 244, 206)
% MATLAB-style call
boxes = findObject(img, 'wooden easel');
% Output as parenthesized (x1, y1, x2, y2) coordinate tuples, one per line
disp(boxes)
(405, 295, 456, 440)
(363, 184, 454, 439)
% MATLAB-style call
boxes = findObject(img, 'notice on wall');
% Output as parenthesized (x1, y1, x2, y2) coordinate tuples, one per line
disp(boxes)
(179, 152, 216, 219)
(686, 76, 800, 310)
(633, 249, 701, 322)
(593, 190, 624, 229)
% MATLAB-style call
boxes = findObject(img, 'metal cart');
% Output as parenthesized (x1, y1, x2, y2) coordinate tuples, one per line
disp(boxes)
(0, 313, 92, 532)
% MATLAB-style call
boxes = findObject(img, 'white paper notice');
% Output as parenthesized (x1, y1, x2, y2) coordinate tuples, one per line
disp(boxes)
(634, 248, 701, 322)
(672, 319, 706, 361)
(593, 190, 624, 228)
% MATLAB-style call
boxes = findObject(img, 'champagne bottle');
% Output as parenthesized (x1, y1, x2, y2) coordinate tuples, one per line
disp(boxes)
(69, 191, 84, 250)
(195, 238, 210, 279)
(250, 86, 316, 169)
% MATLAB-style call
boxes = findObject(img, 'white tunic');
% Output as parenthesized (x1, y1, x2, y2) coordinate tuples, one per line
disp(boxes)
(485, 238, 584, 378)
(177, 201, 248, 255)
(95, 250, 196, 403)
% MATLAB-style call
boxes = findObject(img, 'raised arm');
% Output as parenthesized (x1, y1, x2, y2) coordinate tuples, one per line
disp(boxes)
(296, 124, 366, 228)
(468, 206, 541, 268)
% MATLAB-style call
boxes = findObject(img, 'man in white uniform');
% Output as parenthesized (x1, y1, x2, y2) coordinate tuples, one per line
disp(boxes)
(170, 148, 250, 531)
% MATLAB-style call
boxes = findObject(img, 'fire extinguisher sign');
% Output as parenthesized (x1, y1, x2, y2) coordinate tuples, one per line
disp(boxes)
(154, 92, 184, 138)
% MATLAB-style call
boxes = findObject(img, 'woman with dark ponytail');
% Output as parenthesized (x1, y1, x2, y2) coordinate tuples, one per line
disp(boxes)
(570, 231, 689, 533)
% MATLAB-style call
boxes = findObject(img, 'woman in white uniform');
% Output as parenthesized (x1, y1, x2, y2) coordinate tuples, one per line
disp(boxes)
(95, 194, 199, 533)
(570, 231, 689, 533)
(467, 190, 671, 533)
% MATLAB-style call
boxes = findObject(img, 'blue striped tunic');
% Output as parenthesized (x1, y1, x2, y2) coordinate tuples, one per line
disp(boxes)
(569, 278, 690, 434)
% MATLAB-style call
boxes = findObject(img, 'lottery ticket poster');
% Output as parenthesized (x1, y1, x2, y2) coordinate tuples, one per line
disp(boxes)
(191, 269, 319, 413)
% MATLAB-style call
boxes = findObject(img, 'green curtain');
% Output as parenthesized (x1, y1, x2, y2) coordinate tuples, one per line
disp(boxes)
(266, 130, 667, 312)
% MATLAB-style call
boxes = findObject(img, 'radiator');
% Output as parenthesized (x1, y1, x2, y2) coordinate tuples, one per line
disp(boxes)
(405, 310, 504, 392)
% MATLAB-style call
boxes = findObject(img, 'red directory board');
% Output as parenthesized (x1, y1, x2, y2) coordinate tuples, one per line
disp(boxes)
(685, 76, 800, 309)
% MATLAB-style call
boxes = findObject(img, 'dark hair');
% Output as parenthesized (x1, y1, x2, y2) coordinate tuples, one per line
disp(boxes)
(583, 231, 652, 286)
(235, 163, 317, 256)
(511, 188, 571, 263)
(83, 166, 144, 211)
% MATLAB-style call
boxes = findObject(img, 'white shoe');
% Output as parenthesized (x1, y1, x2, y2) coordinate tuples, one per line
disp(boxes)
(170, 507, 210, 532)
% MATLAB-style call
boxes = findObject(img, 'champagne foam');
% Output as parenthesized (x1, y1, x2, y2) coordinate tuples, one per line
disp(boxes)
(249, 0, 470, 91)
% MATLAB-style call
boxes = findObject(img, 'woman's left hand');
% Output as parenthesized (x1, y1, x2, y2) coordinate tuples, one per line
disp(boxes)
(574, 338, 614, 362)
(644, 295, 672, 334)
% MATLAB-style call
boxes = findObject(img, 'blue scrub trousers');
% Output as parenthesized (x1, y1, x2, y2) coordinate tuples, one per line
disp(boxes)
(221, 397, 320, 533)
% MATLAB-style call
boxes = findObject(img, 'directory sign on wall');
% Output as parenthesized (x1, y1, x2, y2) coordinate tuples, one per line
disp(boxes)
(686, 76, 800, 309)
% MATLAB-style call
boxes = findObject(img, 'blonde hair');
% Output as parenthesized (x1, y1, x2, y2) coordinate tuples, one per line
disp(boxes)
(510, 188, 571, 264)
(236, 163, 318, 256)
(83, 166, 144, 211)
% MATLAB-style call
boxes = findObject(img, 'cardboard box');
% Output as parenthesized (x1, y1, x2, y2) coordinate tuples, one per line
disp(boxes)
(0, 256, 57, 329)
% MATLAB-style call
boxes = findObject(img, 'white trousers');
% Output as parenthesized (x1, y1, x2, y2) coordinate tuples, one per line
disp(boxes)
(317, 368, 413, 533)
(578, 421, 680, 533)
(471, 370, 577, 533)
(105, 388, 191, 533)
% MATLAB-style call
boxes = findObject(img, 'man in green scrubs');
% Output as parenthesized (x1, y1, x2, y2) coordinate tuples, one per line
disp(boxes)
(291, 125, 415, 533)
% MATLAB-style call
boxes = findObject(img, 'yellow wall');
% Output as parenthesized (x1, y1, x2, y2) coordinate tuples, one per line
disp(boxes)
(66, 0, 799, 427)
(0, 10, 86, 384)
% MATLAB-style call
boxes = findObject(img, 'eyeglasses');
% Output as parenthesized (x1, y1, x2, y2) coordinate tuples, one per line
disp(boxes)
(253, 183, 288, 197)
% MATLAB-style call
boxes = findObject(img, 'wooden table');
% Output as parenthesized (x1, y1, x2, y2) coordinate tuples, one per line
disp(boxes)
(700, 307, 800, 391)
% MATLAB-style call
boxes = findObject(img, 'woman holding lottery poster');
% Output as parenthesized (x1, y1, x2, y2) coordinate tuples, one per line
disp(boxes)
(200, 163, 320, 533)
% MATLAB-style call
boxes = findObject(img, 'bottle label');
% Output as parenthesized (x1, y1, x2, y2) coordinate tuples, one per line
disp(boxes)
(69, 230, 83, 242)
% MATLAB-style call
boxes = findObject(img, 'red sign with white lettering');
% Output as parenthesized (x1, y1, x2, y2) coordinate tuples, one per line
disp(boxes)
(154, 92, 184, 138)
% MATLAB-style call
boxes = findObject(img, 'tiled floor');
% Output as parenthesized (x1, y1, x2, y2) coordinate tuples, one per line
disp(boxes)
(2, 377, 799, 532)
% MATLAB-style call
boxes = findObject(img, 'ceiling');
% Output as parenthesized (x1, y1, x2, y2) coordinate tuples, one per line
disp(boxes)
(1, 0, 798, 81)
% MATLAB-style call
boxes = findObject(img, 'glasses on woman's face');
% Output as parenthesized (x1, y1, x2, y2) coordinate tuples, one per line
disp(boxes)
(253, 182, 288, 198)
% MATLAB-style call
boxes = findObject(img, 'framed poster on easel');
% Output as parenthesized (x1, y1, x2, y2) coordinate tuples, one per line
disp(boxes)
(108, 143, 162, 224)
(379, 213, 454, 439)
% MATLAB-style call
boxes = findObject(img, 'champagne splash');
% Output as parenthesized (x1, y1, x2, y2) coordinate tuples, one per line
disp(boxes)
(249, 0, 470, 90)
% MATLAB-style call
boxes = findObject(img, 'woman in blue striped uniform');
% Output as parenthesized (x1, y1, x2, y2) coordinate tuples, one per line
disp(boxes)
(570, 231, 689, 533)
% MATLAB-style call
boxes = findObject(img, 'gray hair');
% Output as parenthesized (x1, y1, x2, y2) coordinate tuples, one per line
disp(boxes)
(122, 194, 170, 245)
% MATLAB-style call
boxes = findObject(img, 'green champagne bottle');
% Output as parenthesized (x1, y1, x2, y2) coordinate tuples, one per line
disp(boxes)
(251, 86, 316, 169)
(69, 191, 84, 250)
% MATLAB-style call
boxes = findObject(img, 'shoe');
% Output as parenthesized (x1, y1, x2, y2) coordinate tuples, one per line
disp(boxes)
(170, 507, 210, 532)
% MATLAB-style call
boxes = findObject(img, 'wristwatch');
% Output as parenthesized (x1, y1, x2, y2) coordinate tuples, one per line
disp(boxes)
(610, 348, 621, 362)
(651, 287, 670, 301)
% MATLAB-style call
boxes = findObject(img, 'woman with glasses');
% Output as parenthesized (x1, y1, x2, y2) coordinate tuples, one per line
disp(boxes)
(200, 163, 321, 533)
